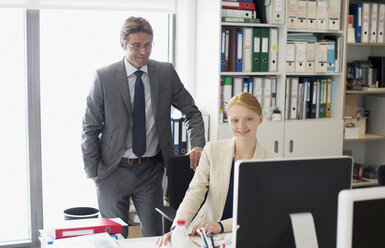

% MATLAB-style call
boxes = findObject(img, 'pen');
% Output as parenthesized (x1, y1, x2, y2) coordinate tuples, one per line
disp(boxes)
(209, 233, 215, 248)
(197, 228, 208, 248)
(200, 227, 212, 248)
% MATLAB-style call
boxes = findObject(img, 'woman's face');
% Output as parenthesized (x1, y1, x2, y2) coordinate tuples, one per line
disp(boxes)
(227, 104, 263, 141)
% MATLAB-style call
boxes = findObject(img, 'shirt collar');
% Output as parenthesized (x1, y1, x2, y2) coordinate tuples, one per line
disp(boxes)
(123, 57, 148, 77)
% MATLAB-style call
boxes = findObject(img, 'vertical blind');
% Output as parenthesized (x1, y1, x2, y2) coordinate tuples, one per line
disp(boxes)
(0, 0, 176, 12)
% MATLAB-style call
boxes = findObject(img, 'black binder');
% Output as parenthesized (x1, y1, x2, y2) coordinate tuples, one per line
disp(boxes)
(368, 56, 385, 88)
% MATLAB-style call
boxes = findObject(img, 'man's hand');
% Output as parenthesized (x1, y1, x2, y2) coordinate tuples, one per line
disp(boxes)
(188, 147, 202, 171)
(92, 177, 98, 182)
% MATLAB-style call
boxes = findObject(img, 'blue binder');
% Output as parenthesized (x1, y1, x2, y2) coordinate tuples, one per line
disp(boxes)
(236, 31, 243, 72)
(349, 4, 362, 43)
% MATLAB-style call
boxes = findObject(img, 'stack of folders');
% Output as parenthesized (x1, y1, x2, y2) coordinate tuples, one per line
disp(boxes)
(39, 218, 123, 247)
(285, 77, 333, 120)
(286, 33, 343, 73)
(220, 76, 277, 123)
(349, 3, 385, 44)
(221, 0, 260, 24)
(221, 27, 279, 73)
(287, 0, 341, 31)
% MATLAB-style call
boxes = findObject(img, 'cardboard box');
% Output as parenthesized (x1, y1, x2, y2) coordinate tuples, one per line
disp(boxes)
(344, 116, 366, 138)
(345, 95, 358, 116)
(127, 223, 142, 238)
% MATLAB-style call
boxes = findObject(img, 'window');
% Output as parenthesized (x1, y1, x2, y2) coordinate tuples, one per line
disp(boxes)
(39, 9, 170, 227)
(0, 9, 30, 245)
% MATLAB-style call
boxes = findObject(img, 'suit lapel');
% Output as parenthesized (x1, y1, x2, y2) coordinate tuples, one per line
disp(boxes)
(219, 138, 236, 208)
(116, 58, 132, 116)
(147, 60, 159, 118)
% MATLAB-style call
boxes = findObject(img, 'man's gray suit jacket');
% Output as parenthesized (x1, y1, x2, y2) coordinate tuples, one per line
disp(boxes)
(81, 58, 205, 180)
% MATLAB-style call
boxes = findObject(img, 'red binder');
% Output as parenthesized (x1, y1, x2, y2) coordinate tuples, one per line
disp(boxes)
(222, 0, 256, 10)
(49, 218, 121, 239)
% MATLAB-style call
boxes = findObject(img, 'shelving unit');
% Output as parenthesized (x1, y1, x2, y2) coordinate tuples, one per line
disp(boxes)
(194, 0, 347, 158)
(343, 0, 385, 187)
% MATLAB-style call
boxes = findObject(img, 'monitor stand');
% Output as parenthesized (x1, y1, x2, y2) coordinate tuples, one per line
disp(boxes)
(289, 212, 319, 248)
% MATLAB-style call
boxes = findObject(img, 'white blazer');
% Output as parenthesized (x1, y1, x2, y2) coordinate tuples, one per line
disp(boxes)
(173, 137, 280, 233)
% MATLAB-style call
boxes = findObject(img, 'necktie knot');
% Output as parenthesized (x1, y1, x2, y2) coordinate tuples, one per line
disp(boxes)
(134, 70, 143, 78)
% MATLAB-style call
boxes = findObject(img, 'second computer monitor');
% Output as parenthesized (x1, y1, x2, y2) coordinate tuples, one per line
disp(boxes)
(232, 156, 352, 248)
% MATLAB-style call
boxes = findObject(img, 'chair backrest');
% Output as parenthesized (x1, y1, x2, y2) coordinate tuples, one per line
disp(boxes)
(378, 165, 385, 186)
(166, 155, 194, 210)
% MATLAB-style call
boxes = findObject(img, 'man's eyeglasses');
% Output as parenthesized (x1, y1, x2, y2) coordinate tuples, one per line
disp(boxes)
(126, 42, 154, 51)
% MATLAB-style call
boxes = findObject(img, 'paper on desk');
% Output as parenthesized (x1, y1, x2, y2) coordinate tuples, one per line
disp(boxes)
(51, 233, 120, 248)
(191, 233, 232, 248)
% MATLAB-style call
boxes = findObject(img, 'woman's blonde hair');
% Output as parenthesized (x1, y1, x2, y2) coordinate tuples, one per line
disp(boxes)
(227, 92, 262, 115)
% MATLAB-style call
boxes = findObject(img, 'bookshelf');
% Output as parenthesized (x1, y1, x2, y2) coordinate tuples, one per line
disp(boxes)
(194, 0, 347, 158)
(343, 0, 385, 186)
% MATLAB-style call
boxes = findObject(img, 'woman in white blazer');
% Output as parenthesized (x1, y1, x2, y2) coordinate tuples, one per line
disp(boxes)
(156, 92, 280, 247)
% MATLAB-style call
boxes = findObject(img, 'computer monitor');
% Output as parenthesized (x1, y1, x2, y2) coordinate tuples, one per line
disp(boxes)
(337, 186, 385, 248)
(232, 156, 352, 248)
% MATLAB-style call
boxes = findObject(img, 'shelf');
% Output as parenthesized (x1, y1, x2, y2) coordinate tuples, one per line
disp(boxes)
(286, 72, 342, 76)
(345, 89, 385, 94)
(347, 42, 385, 47)
(221, 22, 282, 28)
(352, 178, 378, 188)
(344, 133, 385, 142)
(220, 72, 281, 76)
(287, 29, 344, 34)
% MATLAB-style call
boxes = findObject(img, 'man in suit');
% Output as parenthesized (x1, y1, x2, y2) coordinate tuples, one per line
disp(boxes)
(81, 16, 205, 237)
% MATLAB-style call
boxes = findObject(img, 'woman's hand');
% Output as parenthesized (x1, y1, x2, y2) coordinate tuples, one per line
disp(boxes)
(155, 231, 172, 247)
(191, 221, 221, 236)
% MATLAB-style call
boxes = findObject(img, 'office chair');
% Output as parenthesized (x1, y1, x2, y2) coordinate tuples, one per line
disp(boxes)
(155, 155, 194, 234)
(378, 164, 385, 186)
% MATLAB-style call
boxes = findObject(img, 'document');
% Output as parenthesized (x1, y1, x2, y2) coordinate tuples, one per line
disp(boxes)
(221, 28, 226, 72)
(233, 77, 243, 95)
(222, 0, 256, 10)
(290, 77, 299, 119)
(326, 78, 332, 117)
(253, 77, 264, 106)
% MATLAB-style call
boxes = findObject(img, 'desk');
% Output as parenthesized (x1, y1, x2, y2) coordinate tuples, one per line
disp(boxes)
(116, 232, 232, 248)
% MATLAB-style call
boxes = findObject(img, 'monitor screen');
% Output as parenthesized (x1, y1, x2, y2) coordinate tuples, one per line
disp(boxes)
(232, 156, 352, 248)
(337, 186, 385, 248)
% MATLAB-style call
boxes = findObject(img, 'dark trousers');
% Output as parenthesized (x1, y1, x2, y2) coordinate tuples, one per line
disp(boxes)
(95, 160, 164, 238)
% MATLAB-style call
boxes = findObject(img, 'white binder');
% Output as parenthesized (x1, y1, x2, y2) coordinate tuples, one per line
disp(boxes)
(265, 0, 285, 24)
(286, 42, 296, 72)
(295, 41, 306, 73)
(290, 77, 299, 120)
(316, 41, 327, 73)
(242, 27, 253, 72)
(328, 0, 341, 30)
(268, 28, 278, 72)
(316, 0, 328, 30)
(369, 3, 378, 43)
(253, 77, 264, 106)
(378, 4, 385, 43)
(306, 0, 317, 30)
(362, 3, 370, 43)
(306, 41, 316, 73)
(297, 0, 307, 29)
(287, 0, 298, 29)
